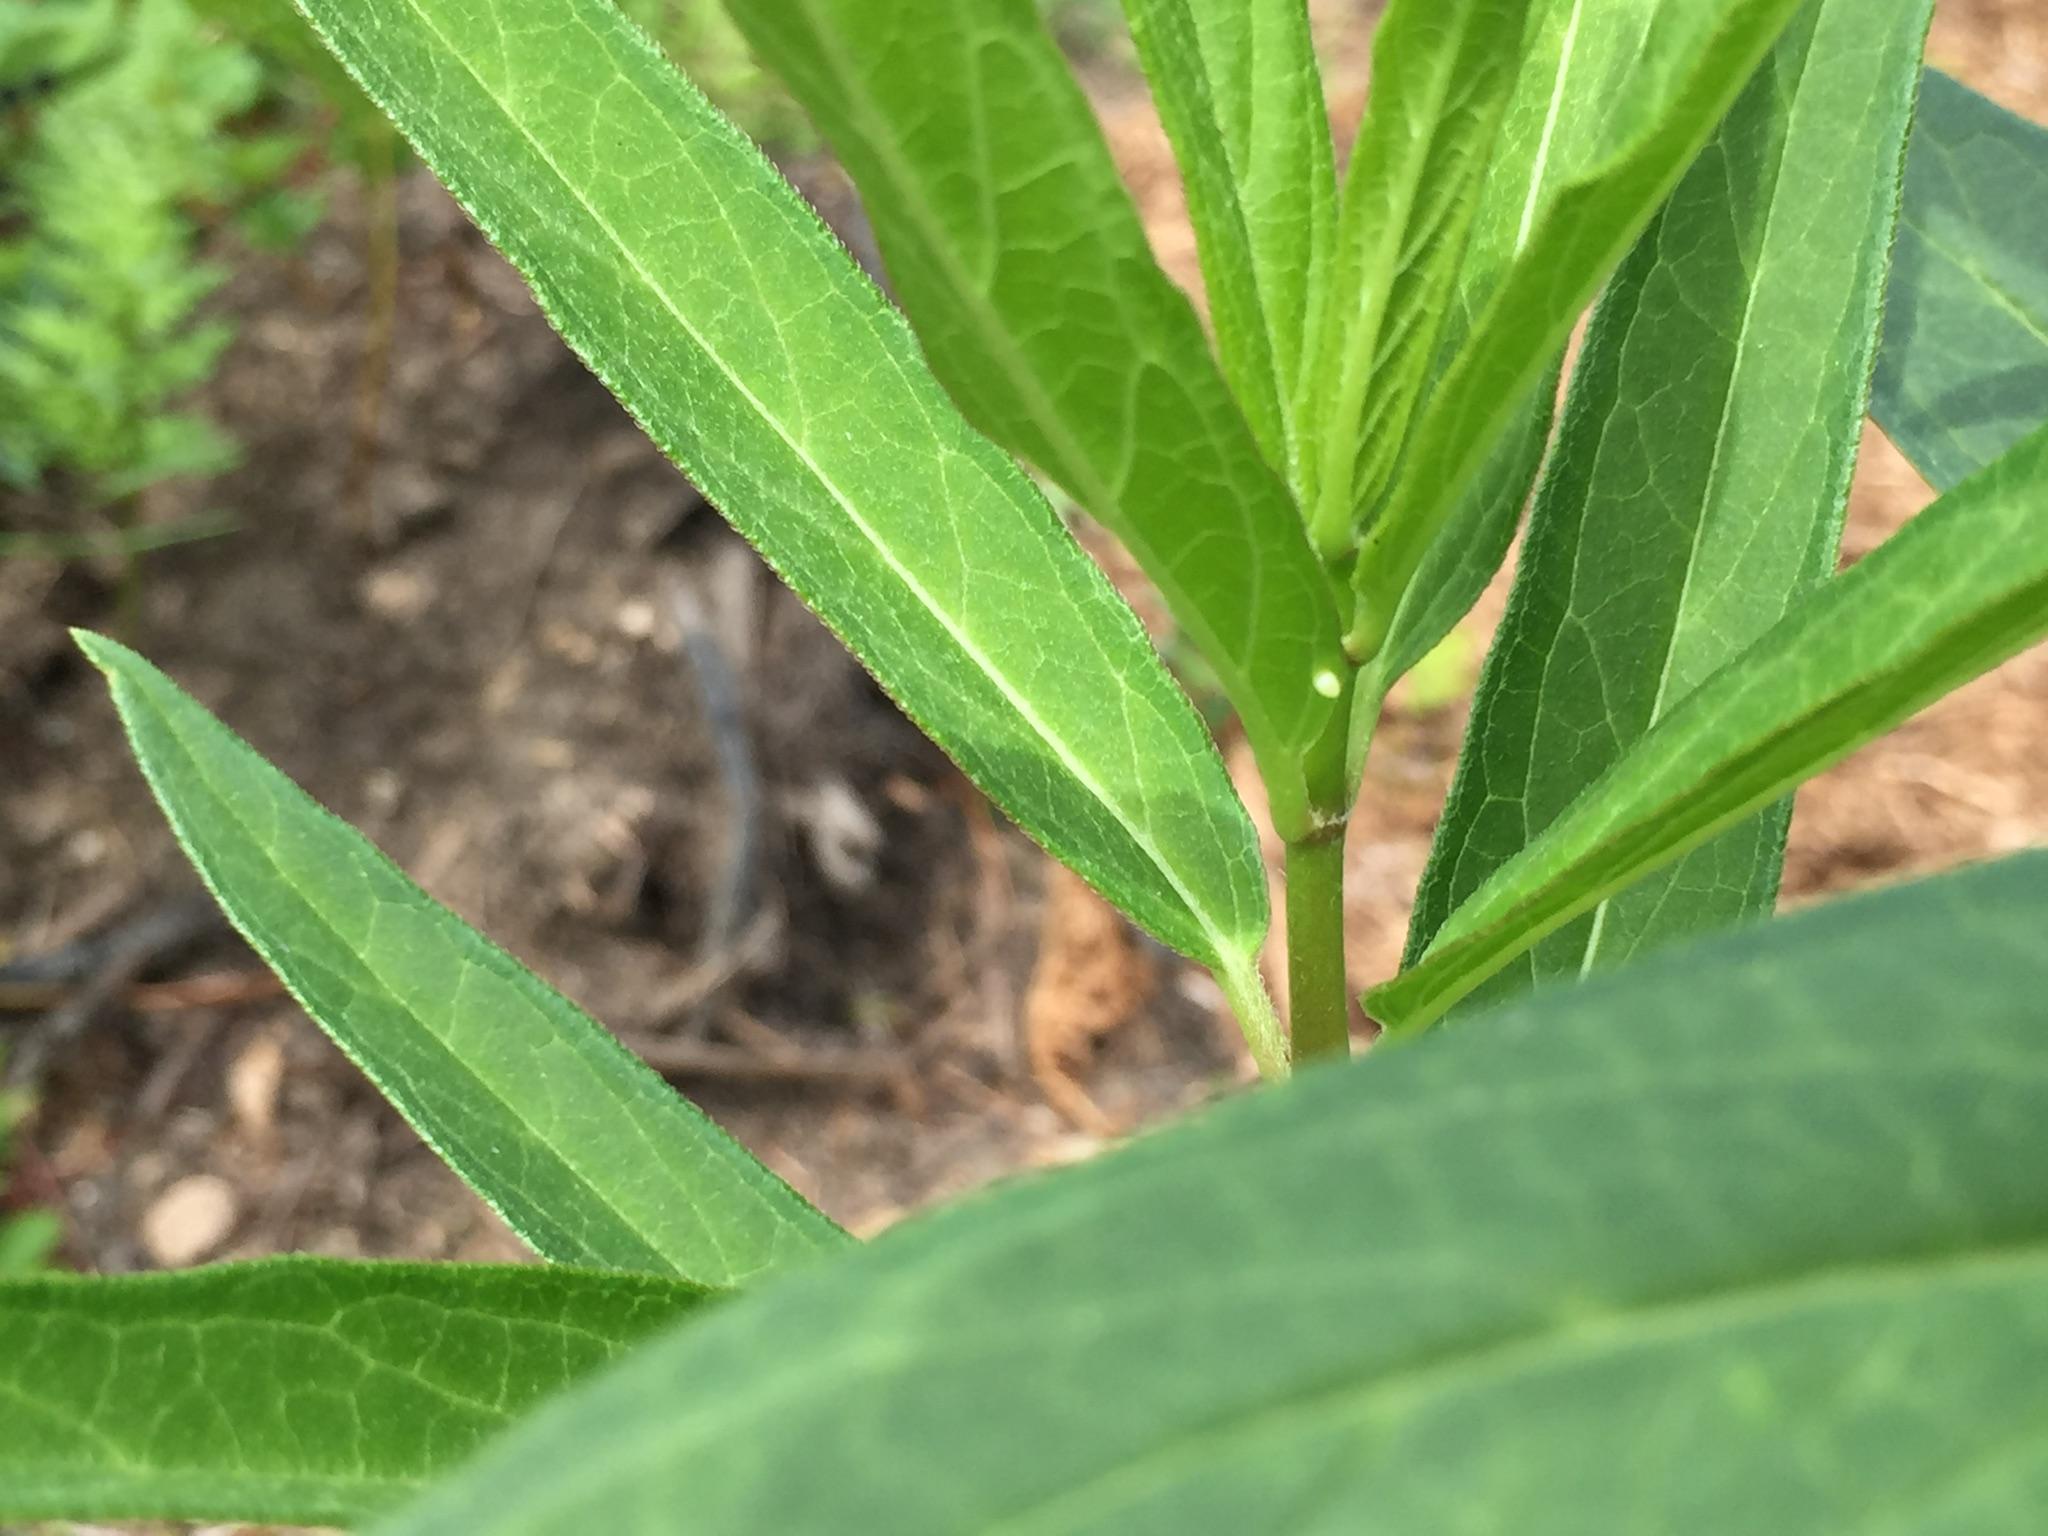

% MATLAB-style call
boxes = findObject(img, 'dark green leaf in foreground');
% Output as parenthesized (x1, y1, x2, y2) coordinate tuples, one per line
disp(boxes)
(1348, 0, 1805, 658)
(1119, 0, 1336, 493)
(80, 634, 844, 1284)
(1300, 0, 1531, 557)
(291, 0, 1274, 985)
(1408, 0, 1935, 995)
(732, 0, 1347, 834)
(1372, 421, 2048, 1032)
(0, 1259, 707, 1527)
(1874, 69, 2048, 492)
(383, 851, 2048, 1534)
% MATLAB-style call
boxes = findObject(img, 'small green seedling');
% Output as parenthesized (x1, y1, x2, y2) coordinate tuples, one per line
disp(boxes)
(0, 1077, 59, 1276)
(3, 0, 2047, 1528)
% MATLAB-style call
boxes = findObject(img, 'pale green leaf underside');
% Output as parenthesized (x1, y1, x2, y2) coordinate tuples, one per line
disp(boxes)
(1120, 0, 1335, 495)
(1372, 420, 2048, 1032)
(731, 0, 1345, 826)
(1303, 0, 1531, 554)
(1407, 0, 1934, 994)
(80, 633, 844, 1286)
(382, 851, 2048, 1533)
(1453, 0, 1654, 317)
(293, 0, 1268, 969)
(1874, 69, 2048, 493)
(0, 1259, 707, 1527)
(1350, 0, 1806, 655)
(1353, 0, 1700, 693)
(1456, 0, 1762, 313)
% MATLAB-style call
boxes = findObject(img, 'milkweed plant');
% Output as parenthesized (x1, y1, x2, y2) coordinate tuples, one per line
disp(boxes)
(4, 0, 2048, 1529)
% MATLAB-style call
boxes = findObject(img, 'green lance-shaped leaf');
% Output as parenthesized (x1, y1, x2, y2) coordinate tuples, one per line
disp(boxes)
(1406, 0, 1935, 1000)
(1340, 0, 1808, 703)
(1117, 0, 1336, 497)
(1347, 0, 1806, 661)
(1874, 69, 2048, 493)
(1456, 0, 1740, 312)
(1371, 420, 2048, 1034)
(730, 0, 1347, 836)
(80, 634, 844, 1284)
(0, 1259, 708, 1528)
(1360, 368, 1555, 716)
(380, 851, 2048, 1535)
(288, 0, 1274, 989)
(1336, 0, 1643, 703)
(1345, 0, 1739, 700)
(1300, 0, 1533, 558)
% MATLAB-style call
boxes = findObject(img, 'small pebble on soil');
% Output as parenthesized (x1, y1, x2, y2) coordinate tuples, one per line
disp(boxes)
(141, 1174, 242, 1268)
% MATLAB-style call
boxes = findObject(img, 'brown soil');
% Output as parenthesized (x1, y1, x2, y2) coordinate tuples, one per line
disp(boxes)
(2, 0, 2043, 1286)
(1, 160, 1242, 1265)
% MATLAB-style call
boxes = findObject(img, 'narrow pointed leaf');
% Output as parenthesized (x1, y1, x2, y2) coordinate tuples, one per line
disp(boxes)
(1372, 422, 2048, 1033)
(1874, 69, 2048, 492)
(1406, 0, 1934, 997)
(1364, 367, 1554, 705)
(1119, 0, 1336, 492)
(383, 852, 2048, 1534)
(1352, 0, 1739, 689)
(289, 0, 1270, 970)
(1457, 0, 1739, 311)
(731, 0, 1346, 827)
(1301, 0, 1532, 555)
(80, 633, 844, 1284)
(0, 1259, 707, 1527)
(1349, 0, 1805, 657)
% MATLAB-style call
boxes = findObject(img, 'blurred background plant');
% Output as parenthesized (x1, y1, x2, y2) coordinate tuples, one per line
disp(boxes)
(1039, 0, 1129, 64)
(617, 0, 816, 147)
(0, 1070, 58, 1275)
(0, 0, 290, 569)
(0, 0, 852, 575)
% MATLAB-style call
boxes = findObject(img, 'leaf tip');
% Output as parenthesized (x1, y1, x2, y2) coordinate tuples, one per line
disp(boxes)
(70, 627, 127, 677)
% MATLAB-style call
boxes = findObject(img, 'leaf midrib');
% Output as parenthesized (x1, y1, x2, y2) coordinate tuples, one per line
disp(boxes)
(385, 0, 1243, 970)
(1312, 1, 1479, 544)
(0, 1262, 712, 1521)
(781, 0, 1318, 755)
(782, 0, 1117, 528)
(1901, 212, 2048, 351)
(1574, 16, 1823, 976)
(1511, 0, 1583, 256)
(980, 1236, 2048, 1533)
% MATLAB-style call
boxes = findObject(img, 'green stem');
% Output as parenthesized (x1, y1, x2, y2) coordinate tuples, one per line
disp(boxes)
(346, 128, 401, 541)
(1285, 830, 1351, 1063)
(1277, 655, 1363, 1067)
(1216, 955, 1289, 1081)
